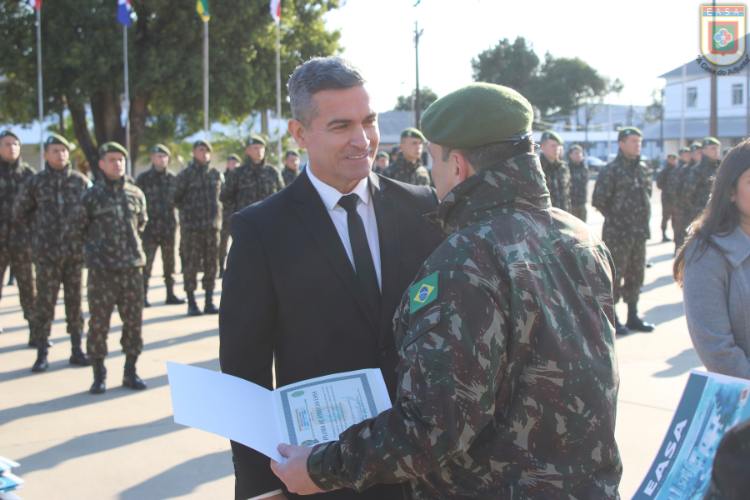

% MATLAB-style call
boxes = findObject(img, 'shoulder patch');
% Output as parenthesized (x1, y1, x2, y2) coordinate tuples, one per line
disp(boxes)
(409, 271, 439, 314)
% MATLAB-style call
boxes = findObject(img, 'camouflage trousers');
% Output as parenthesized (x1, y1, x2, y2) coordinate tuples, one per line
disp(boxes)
(605, 238, 646, 305)
(180, 227, 219, 293)
(0, 251, 35, 325)
(143, 237, 176, 291)
(661, 203, 674, 233)
(673, 205, 692, 252)
(571, 203, 587, 222)
(86, 267, 144, 358)
(33, 260, 83, 342)
(218, 222, 230, 270)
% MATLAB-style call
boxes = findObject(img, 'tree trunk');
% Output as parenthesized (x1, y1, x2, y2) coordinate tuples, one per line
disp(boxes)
(67, 98, 103, 181)
(90, 90, 125, 146)
(128, 92, 152, 175)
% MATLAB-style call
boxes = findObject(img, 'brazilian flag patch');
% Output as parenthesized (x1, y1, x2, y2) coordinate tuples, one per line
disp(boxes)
(409, 272, 439, 314)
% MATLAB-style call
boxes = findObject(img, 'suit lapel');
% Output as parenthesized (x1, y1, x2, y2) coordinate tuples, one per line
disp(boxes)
(294, 170, 379, 333)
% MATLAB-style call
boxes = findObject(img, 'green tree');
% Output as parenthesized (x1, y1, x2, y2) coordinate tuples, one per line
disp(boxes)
(394, 87, 437, 112)
(0, 0, 340, 176)
(471, 37, 539, 96)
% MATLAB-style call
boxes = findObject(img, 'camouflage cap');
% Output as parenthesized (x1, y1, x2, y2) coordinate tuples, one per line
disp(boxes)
(193, 139, 213, 152)
(569, 145, 583, 152)
(617, 127, 642, 142)
(45, 133, 71, 150)
(376, 151, 390, 159)
(401, 127, 425, 142)
(702, 136, 721, 147)
(227, 153, 242, 163)
(667, 153, 677, 158)
(285, 150, 299, 158)
(690, 142, 702, 151)
(541, 130, 564, 145)
(679, 147, 691, 154)
(246, 134, 267, 147)
(0, 130, 20, 144)
(99, 141, 128, 158)
(151, 144, 171, 156)
(420, 82, 533, 149)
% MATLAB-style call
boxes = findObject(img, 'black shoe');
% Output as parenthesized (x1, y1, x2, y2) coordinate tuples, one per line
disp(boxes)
(662, 235, 672, 243)
(123, 355, 147, 390)
(7, 277, 14, 286)
(614, 316, 629, 336)
(218, 268, 224, 280)
(90, 358, 106, 394)
(31, 348, 49, 372)
(70, 347, 91, 366)
(626, 303, 655, 332)
(144, 294, 151, 308)
(165, 284, 186, 305)
(646, 261, 654, 268)
(204, 291, 219, 314)
(187, 292, 203, 316)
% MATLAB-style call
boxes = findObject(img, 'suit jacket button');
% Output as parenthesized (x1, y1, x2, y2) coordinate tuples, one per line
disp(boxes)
(380, 347, 387, 356)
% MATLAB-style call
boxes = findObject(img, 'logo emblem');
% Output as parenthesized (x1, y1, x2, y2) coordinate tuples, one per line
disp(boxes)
(291, 391, 304, 397)
(701, 5, 746, 65)
(414, 284, 434, 303)
(301, 439, 319, 447)
(409, 272, 439, 313)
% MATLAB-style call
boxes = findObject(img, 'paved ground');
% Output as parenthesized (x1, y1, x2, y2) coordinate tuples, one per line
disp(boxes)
(0, 180, 701, 499)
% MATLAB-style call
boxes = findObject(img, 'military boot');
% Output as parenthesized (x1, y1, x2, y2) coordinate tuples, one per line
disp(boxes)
(144, 287, 151, 308)
(122, 355, 147, 390)
(28, 334, 53, 348)
(218, 263, 225, 280)
(614, 315, 629, 336)
(7, 269, 14, 286)
(187, 291, 203, 316)
(31, 347, 49, 372)
(204, 290, 219, 314)
(90, 358, 106, 394)
(626, 303, 655, 332)
(662, 230, 671, 243)
(69, 334, 91, 366)
(165, 283, 186, 305)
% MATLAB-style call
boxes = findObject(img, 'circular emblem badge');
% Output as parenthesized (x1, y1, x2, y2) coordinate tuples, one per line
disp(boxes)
(301, 439, 319, 447)
(292, 391, 304, 397)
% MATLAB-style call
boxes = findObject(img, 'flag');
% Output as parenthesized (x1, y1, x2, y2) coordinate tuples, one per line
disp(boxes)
(28, 0, 41, 9)
(197, 0, 210, 22)
(270, 0, 281, 24)
(117, 0, 131, 27)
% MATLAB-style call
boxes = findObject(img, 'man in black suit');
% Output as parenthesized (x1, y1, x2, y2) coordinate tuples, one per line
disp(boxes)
(219, 57, 444, 500)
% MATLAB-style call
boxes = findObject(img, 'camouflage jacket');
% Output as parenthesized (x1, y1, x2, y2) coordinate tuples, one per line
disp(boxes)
(136, 166, 178, 242)
(308, 153, 622, 500)
(382, 154, 431, 187)
(281, 166, 300, 187)
(568, 160, 590, 207)
(540, 155, 572, 211)
(221, 167, 238, 228)
(670, 160, 696, 211)
(219, 159, 283, 214)
(656, 163, 678, 206)
(14, 163, 90, 263)
(171, 160, 224, 230)
(66, 177, 147, 270)
(592, 151, 652, 242)
(681, 156, 720, 218)
(0, 157, 35, 254)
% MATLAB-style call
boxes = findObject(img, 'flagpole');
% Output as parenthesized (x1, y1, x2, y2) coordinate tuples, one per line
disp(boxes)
(36, 6, 44, 170)
(123, 25, 131, 176)
(204, 20, 209, 140)
(275, 20, 282, 171)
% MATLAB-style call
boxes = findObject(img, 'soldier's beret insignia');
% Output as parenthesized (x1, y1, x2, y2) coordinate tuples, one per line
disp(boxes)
(410, 272, 439, 314)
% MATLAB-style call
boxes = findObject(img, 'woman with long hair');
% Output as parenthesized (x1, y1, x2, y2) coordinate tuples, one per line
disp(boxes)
(674, 140, 750, 379)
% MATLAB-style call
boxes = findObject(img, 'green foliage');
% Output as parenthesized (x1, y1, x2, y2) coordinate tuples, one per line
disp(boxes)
(471, 37, 539, 95)
(394, 87, 438, 111)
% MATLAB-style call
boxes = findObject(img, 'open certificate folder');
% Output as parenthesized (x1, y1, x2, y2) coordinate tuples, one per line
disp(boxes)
(167, 362, 392, 462)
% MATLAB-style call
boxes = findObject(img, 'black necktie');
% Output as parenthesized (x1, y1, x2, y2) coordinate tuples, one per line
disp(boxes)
(338, 194, 381, 326)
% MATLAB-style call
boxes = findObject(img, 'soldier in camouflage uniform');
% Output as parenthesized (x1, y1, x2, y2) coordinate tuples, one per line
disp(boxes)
(592, 127, 655, 336)
(14, 133, 92, 372)
(538, 130, 572, 212)
(671, 145, 701, 253)
(682, 137, 721, 225)
(135, 144, 185, 307)
(382, 128, 431, 186)
(66, 142, 148, 394)
(678, 146, 691, 167)
(656, 153, 678, 242)
(273, 83, 622, 500)
(171, 140, 224, 316)
(218, 153, 241, 279)
(0, 130, 36, 341)
(372, 151, 389, 175)
(568, 144, 590, 221)
(220, 134, 284, 214)
(281, 150, 301, 186)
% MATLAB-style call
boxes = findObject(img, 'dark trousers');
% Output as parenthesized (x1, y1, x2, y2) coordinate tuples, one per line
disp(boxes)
(34, 260, 83, 341)
(143, 238, 176, 290)
(606, 238, 646, 304)
(180, 227, 219, 293)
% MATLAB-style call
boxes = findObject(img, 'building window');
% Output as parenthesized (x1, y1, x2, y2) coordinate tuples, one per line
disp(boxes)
(733, 84, 743, 105)
(687, 87, 697, 107)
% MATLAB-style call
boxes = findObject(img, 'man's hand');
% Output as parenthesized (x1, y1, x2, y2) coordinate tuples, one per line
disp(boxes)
(270, 444, 325, 495)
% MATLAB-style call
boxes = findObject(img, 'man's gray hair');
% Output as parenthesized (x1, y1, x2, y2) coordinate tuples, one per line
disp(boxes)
(287, 57, 366, 127)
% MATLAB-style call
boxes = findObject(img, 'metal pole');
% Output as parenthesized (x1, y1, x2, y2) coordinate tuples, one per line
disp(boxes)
(710, 0, 718, 138)
(607, 99, 611, 161)
(123, 25, 131, 176)
(746, 60, 749, 138)
(414, 22, 422, 129)
(680, 63, 686, 147)
(36, 7, 43, 170)
(204, 20, 209, 140)
(276, 21, 282, 170)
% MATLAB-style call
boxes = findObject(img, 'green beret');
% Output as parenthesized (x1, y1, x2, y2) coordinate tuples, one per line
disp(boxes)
(227, 154, 242, 163)
(390, 146, 400, 155)
(285, 150, 299, 158)
(151, 144, 171, 156)
(45, 133, 71, 150)
(376, 151, 390, 159)
(702, 137, 720, 147)
(421, 83, 533, 149)
(569, 145, 583, 152)
(401, 127, 425, 142)
(667, 153, 677, 158)
(99, 141, 128, 158)
(541, 130, 564, 145)
(246, 134, 267, 147)
(679, 147, 691, 154)
(0, 130, 20, 144)
(193, 139, 213, 152)
(617, 127, 642, 142)
(690, 142, 702, 151)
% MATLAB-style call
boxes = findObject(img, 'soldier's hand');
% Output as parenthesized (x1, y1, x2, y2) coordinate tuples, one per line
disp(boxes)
(270, 444, 324, 495)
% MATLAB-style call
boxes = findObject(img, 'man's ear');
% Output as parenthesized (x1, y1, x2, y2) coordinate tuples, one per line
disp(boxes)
(288, 119, 308, 149)
(454, 151, 475, 184)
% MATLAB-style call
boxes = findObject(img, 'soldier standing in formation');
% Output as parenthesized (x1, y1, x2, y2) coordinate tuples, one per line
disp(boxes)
(671, 144, 701, 252)
(0, 130, 36, 340)
(14, 134, 92, 372)
(678, 146, 691, 167)
(568, 144, 590, 221)
(538, 130, 572, 212)
(381, 127, 431, 186)
(281, 150, 300, 186)
(66, 143, 148, 394)
(682, 137, 721, 225)
(171, 140, 224, 316)
(218, 153, 241, 279)
(372, 151, 389, 174)
(656, 153, 678, 243)
(592, 127, 656, 335)
(135, 144, 185, 307)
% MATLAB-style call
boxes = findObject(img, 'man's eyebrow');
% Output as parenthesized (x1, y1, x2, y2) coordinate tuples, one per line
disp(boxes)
(325, 112, 378, 128)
